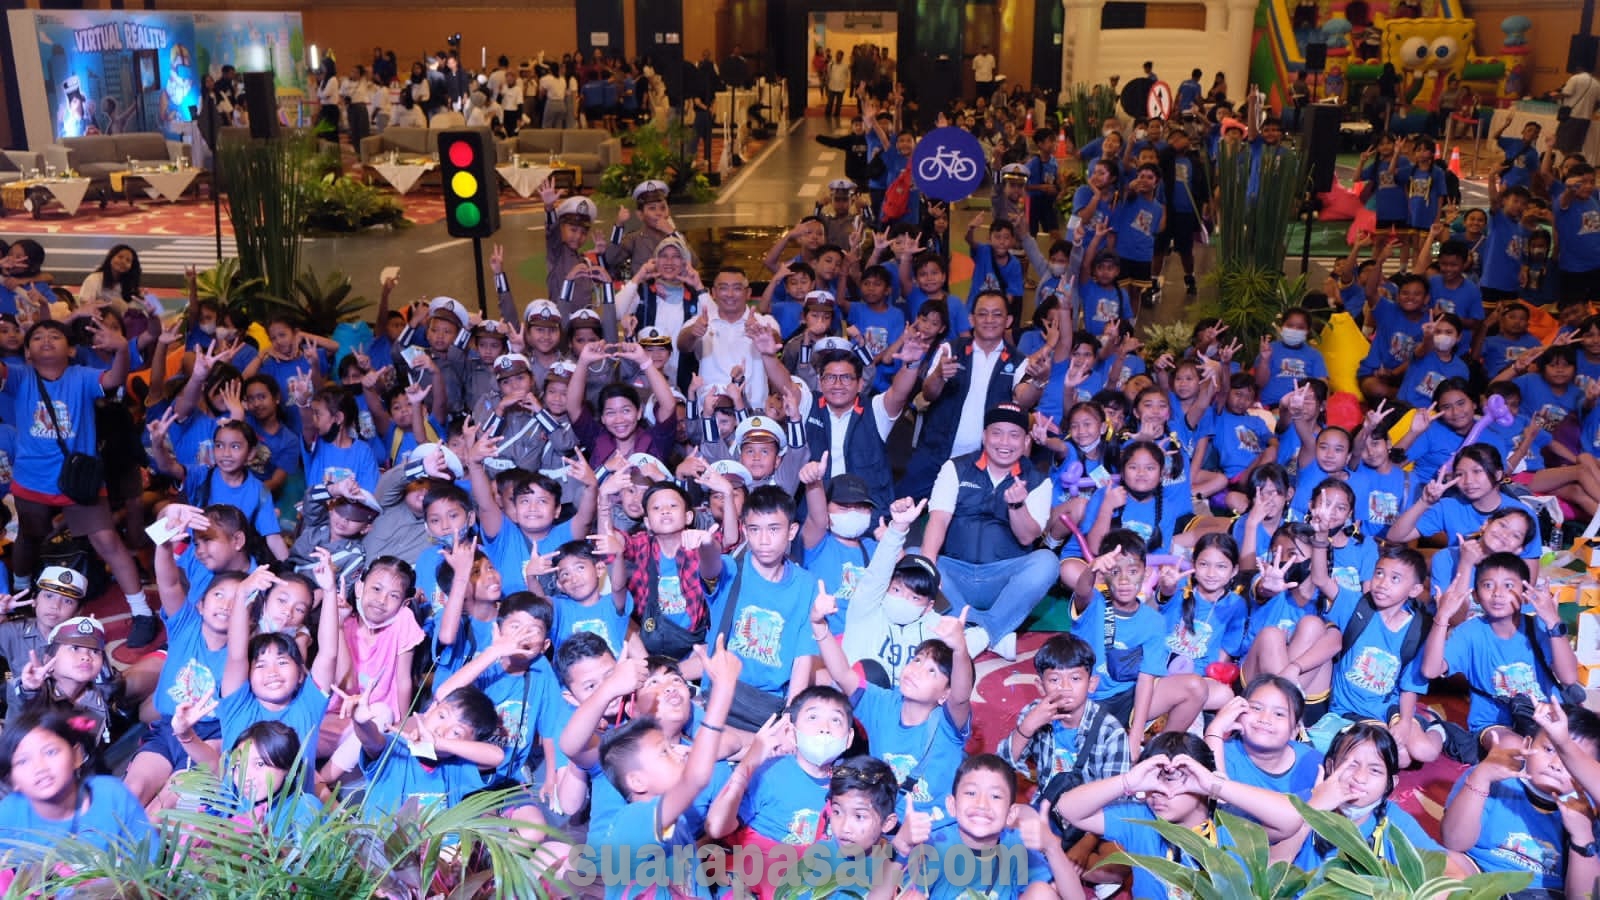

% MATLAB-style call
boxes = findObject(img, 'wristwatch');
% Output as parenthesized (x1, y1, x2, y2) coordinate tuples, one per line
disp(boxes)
(1575, 840, 1599, 858)
(1008, 501, 1026, 510)
(1545, 622, 1569, 638)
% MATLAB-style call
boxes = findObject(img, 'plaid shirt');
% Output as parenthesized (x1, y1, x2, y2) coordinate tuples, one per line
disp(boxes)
(996, 698, 1131, 785)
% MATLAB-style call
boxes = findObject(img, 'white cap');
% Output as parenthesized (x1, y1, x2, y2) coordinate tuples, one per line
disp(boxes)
(636, 325, 671, 347)
(556, 196, 599, 222)
(493, 353, 532, 380)
(643, 388, 687, 425)
(812, 336, 854, 355)
(569, 308, 603, 325)
(410, 442, 465, 480)
(524, 298, 562, 322)
(803, 290, 836, 308)
(37, 566, 88, 601)
(626, 452, 669, 476)
(546, 360, 577, 380)
(1000, 162, 1028, 181)
(733, 415, 787, 452)
(706, 459, 754, 486)
(427, 296, 469, 331)
(632, 179, 670, 202)
(827, 178, 855, 193)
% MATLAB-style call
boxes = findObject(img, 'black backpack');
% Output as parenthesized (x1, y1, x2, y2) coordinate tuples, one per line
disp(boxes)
(1338, 593, 1428, 670)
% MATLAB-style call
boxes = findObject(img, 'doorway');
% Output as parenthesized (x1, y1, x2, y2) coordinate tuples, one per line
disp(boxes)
(807, 11, 898, 115)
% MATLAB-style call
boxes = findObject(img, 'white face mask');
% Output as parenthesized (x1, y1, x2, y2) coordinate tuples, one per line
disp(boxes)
(829, 509, 872, 540)
(1434, 335, 1457, 353)
(1075, 437, 1102, 454)
(882, 591, 928, 626)
(1339, 798, 1383, 822)
(1280, 327, 1307, 347)
(1134, 128, 1148, 140)
(198, 322, 217, 336)
(216, 327, 238, 343)
(1048, 263, 1069, 277)
(795, 730, 849, 768)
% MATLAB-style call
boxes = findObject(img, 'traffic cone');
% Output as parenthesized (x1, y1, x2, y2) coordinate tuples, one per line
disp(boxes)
(1056, 127, 1068, 160)
(1024, 111, 1034, 135)
(1448, 147, 1462, 176)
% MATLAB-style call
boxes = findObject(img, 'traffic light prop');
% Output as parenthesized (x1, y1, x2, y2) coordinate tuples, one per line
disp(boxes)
(437, 128, 500, 238)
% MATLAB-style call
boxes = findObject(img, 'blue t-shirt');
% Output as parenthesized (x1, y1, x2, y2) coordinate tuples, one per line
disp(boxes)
(1496, 137, 1540, 189)
(1079, 281, 1133, 337)
(1325, 587, 1429, 721)
(1071, 477, 1191, 556)
(1111, 194, 1164, 263)
(1514, 373, 1583, 428)
(847, 303, 907, 393)
(218, 680, 332, 757)
(1443, 616, 1561, 732)
(1556, 193, 1600, 273)
(1201, 408, 1274, 477)
(167, 410, 221, 473)
(0, 776, 153, 858)
(0, 363, 103, 498)
(1481, 210, 1529, 294)
(250, 409, 304, 481)
(966, 244, 1025, 308)
(852, 683, 968, 822)
(552, 593, 632, 658)
(1241, 588, 1319, 651)
(1357, 299, 1427, 376)
(1071, 184, 1114, 232)
(803, 534, 876, 627)
(257, 355, 315, 407)
(1405, 419, 1470, 486)
(1102, 801, 1242, 900)
(904, 287, 971, 336)
(1223, 737, 1322, 797)
(707, 557, 822, 699)
(1348, 464, 1405, 539)
(1428, 275, 1484, 324)
(600, 794, 714, 900)
(487, 519, 575, 596)
(1397, 351, 1470, 411)
(739, 754, 831, 844)
(154, 600, 229, 721)
(1446, 772, 1566, 890)
(183, 466, 280, 537)
(359, 733, 485, 821)
(303, 437, 381, 493)
(1482, 332, 1541, 380)
(1405, 164, 1449, 229)
(1329, 537, 1380, 594)
(1416, 493, 1542, 560)
(916, 818, 1052, 900)
(1260, 341, 1329, 407)
(1069, 591, 1169, 701)
(1290, 464, 1347, 519)
(1160, 583, 1248, 669)
(1363, 157, 1412, 222)
(471, 657, 561, 784)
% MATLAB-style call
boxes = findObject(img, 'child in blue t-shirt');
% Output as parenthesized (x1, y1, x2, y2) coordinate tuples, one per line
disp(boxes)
(811, 587, 972, 820)
(549, 539, 633, 658)
(151, 416, 287, 560)
(1481, 301, 1542, 379)
(848, 266, 907, 393)
(350, 685, 505, 821)
(0, 710, 154, 859)
(1152, 533, 1250, 729)
(1077, 243, 1134, 340)
(965, 216, 1027, 324)
(1427, 240, 1485, 340)
(469, 465, 592, 598)
(1348, 419, 1405, 540)
(1257, 307, 1328, 407)
(1423, 552, 1578, 746)
(1397, 312, 1471, 411)
(301, 386, 381, 493)
(1360, 135, 1412, 231)
(1195, 373, 1276, 506)
(1205, 676, 1323, 799)
(1481, 184, 1532, 300)
(1356, 274, 1432, 402)
(1111, 164, 1166, 300)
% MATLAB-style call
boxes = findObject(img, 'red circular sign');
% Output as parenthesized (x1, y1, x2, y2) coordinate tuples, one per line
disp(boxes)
(448, 141, 474, 168)
(1147, 80, 1173, 119)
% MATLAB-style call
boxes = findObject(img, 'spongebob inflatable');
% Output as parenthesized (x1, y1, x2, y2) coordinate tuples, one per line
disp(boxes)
(1374, 15, 1522, 103)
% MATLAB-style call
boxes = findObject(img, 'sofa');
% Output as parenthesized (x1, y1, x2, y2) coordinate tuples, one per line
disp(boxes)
(43, 133, 184, 196)
(502, 129, 621, 183)
(0, 150, 42, 187)
(358, 126, 504, 167)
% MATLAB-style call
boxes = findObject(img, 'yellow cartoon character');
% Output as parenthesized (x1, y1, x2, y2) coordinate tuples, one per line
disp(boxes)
(1382, 16, 1475, 79)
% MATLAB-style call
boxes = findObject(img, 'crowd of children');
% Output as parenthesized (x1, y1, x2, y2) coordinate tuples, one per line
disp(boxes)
(0, 100, 1597, 898)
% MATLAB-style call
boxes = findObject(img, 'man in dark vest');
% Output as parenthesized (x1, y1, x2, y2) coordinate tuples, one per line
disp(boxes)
(898, 289, 1044, 499)
(919, 403, 1058, 661)
(803, 333, 928, 512)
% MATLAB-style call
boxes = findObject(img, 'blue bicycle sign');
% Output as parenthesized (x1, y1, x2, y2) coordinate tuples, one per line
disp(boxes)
(911, 126, 987, 202)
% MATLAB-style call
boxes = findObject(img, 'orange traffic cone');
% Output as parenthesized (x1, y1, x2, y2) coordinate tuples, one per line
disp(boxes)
(1056, 127, 1068, 160)
(1448, 147, 1462, 176)
(1024, 111, 1034, 135)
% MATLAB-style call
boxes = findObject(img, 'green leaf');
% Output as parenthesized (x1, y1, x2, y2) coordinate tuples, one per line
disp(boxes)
(1099, 850, 1199, 895)
(1448, 870, 1536, 900)
(1293, 797, 1386, 876)
(1213, 809, 1270, 883)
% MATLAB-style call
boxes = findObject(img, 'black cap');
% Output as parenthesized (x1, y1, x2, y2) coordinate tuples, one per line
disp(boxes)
(826, 473, 876, 509)
(984, 403, 1030, 433)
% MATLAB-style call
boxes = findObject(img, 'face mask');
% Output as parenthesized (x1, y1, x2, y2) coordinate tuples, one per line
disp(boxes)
(215, 327, 238, 343)
(198, 322, 217, 336)
(795, 730, 849, 768)
(1048, 263, 1069, 277)
(1433, 335, 1457, 353)
(1074, 437, 1102, 454)
(1280, 327, 1307, 347)
(1134, 128, 1148, 140)
(1339, 798, 1383, 822)
(829, 509, 872, 540)
(1284, 560, 1312, 587)
(432, 525, 475, 549)
(259, 608, 296, 636)
(882, 592, 928, 626)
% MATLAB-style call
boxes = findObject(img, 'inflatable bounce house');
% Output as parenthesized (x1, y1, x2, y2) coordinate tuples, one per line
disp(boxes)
(1254, 0, 1532, 118)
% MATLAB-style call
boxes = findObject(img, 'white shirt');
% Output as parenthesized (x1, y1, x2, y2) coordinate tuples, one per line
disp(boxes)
(390, 105, 426, 128)
(75, 272, 130, 313)
(972, 53, 997, 83)
(1562, 72, 1599, 119)
(826, 60, 851, 93)
(318, 77, 343, 105)
(698, 309, 779, 412)
(501, 81, 525, 111)
(929, 458, 1050, 532)
(616, 280, 696, 380)
(827, 395, 896, 478)
(540, 74, 566, 102)
(487, 69, 507, 97)
(951, 342, 1026, 457)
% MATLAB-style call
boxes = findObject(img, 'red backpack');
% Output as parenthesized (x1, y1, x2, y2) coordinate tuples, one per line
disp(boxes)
(881, 166, 914, 222)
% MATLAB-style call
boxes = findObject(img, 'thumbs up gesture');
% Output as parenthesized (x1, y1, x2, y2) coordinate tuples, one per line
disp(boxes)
(798, 450, 830, 486)
(893, 801, 934, 858)
(1015, 797, 1053, 853)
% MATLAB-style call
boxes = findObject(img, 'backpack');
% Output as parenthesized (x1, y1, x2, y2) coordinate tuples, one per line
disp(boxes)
(1337, 593, 1427, 669)
(881, 166, 914, 222)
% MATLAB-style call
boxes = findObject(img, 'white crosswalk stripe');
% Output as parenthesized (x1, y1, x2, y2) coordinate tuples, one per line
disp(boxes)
(45, 236, 234, 276)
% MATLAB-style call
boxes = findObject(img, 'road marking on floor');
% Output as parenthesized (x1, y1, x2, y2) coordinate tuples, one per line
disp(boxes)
(420, 239, 467, 254)
(797, 183, 819, 198)
(808, 165, 830, 178)
(716, 124, 790, 206)
(818, 151, 838, 162)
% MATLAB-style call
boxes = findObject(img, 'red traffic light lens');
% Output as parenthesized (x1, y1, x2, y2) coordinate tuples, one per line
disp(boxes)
(448, 141, 474, 168)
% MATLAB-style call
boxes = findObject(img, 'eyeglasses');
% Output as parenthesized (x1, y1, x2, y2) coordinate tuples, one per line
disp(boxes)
(819, 373, 856, 385)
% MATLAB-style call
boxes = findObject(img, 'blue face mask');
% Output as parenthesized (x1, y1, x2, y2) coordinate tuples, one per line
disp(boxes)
(432, 525, 476, 549)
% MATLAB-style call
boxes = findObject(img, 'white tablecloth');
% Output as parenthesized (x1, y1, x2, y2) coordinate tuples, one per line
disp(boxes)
(371, 162, 435, 194)
(1488, 107, 1600, 162)
(32, 178, 91, 215)
(495, 165, 554, 198)
(131, 169, 199, 202)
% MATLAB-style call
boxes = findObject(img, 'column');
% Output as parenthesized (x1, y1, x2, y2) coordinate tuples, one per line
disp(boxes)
(1225, 0, 1257, 102)
(1060, 0, 1105, 89)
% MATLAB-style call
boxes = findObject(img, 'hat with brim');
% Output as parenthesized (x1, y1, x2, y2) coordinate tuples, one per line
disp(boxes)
(632, 179, 670, 205)
(524, 299, 562, 324)
(984, 403, 1030, 433)
(637, 326, 672, 349)
(733, 415, 787, 451)
(494, 353, 533, 381)
(330, 489, 383, 523)
(706, 459, 754, 487)
(49, 616, 106, 652)
(893, 554, 947, 610)
(826, 474, 876, 509)
(428, 296, 469, 331)
(37, 566, 88, 602)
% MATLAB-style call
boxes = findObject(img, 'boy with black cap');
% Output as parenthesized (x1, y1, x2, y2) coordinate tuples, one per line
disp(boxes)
(287, 476, 380, 584)
(603, 179, 681, 277)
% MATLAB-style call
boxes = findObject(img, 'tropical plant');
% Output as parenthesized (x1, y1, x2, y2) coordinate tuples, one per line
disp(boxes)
(1066, 82, 1120, 151)
(194, 257, 264, 311)
(0, 768, 558, 899)
(1200, 139, 1311, 359)
(302, 172, 408, 233)
(275, 268, 368, 335)
(1140, 320, 1198, 363)
(1103, 800, 1532, 900)
(599, 122, 715, 204)
(217, 133, 313, 318)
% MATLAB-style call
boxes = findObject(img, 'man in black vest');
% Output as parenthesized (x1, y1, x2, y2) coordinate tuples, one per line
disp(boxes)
(803, 333, 928, 512)
(897, 289, 1046, 499)
(919, 403, 1058, 661)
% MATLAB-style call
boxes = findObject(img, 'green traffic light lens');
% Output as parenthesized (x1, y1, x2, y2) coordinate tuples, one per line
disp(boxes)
(455, 204, 482, 228)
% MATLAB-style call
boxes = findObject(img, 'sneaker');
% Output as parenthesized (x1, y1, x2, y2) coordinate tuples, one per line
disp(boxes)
(992, 632, 1018, 662)
(1184, 275, 1197, 296)
(965, 624, 991, 659)
(126, 614, 160, 649)
(1141, 282, 1160, 308)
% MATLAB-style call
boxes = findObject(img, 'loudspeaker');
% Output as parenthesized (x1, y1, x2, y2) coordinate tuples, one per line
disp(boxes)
(1570, 35, 1599, 74)
(243, 71, 278, 140)
(1301, 104, 1340, 193)
(1305, 42, 1328, 74)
